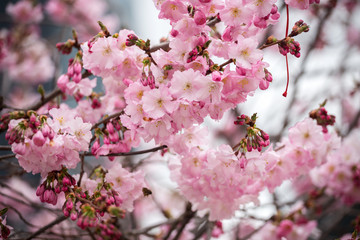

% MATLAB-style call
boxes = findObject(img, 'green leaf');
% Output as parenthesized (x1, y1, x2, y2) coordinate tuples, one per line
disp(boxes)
(0, 208, 8, 217)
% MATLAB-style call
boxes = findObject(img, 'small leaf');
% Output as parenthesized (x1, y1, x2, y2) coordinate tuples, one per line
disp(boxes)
(37, 85, 45, 101)
(0, 208, 8, 217)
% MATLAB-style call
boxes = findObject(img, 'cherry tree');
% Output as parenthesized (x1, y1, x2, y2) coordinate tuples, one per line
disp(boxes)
(0, 0, 360, 239)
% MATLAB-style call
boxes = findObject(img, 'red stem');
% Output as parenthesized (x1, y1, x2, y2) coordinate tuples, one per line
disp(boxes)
(283, 54, 289, 97)
(283, 4, 290, 97)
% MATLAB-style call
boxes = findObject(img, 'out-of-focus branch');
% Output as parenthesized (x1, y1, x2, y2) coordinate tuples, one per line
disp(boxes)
(346, 109, 360, 136)
(0, 153, 15, 161)
(0, 145, 11, 151)
(24, 215, 68, 240)
(173, 202, 196, 240)
(25, 88, 62, 111)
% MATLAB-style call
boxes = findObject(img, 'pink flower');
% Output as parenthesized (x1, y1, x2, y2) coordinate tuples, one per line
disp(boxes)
(106, 163, 147, 211)
(169, 69, 208, 101)
(82, 37, 122, 76)
(57, 74, 69, 92)
(6, 0, 43, 23)
(219, 0, 254, 27)
(66, 77, 97, 97)
(142, 85, 178, 119)
(158, 0, 188, 23)
(228, 37, 263, 69)
(285, 0, 310, 9)
(288, 118, 323, 149)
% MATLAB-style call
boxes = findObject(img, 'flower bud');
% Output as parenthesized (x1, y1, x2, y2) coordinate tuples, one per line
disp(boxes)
(36, 184, 45, 197)
(194, 10, 206, 25)
(57, 74, 69, 92)
(70, 212, 78, 221)
(32, 131, 46, 147)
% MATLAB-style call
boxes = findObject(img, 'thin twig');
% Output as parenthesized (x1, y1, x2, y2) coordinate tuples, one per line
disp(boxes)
(84, 145, 167, 157)
(346, 109, 360, 136)
(90, 111, 124, 130)
(173, 203, 196, 240)
(77, 154, 85, 187)
(0, 153, 16, 160)
(6, 205, 39, 228)
(0, 145, 11, 151)
(126, 219, 177, 237)
(25, 215, 68, 240)
(25, 88, 62, 111)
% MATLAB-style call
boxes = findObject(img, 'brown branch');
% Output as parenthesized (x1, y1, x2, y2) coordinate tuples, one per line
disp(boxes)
(346, 109, 360, 136)
(173, 203, 196, 240)
(0, 145, 11, 151)
(25, 215, 68, 240)
(77, 154, 85, 187)
(25, 88, 62, 111)
(0, 153, 16, 161)
(126, 219, 177, 237)
(84, 145, 167, 157)
(6, 205, 38, 228)
(91, 111, 124, 131)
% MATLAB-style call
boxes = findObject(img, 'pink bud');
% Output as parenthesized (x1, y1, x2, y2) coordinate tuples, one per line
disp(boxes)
(212, 71, 221, 82)
(222, 26, 233, 42)
(63, 209, 70, 217)
(41, 124, 50, 138)
(104, 137, 110, 145)
(50, 191, 58, 205)
(170, 29, 179, 37)
(109, 132, 119, 143)
(236, 66, 247, 76)
(55, 185, 61, 194)
(36, 184, 45, 196)
(253, 16, 267, 29)
(66, 200, 74, 210)
(30, 114, 37, 123)
(73, 73, 82, 83)
(91, 139, 100, 155)
(32, 130, 46, 147)
(199, 0, 211, 3)
(43, 189, 52, 202)
(74, 62, 82, 74)
(148, 71, 155, 89)
(194, 10, 206, 25)
(62, 176, 71, 186)
(271, 12, 280, 21)
(106, 122, 115, 134)
(57, 74, 69, 92)
(259, 79, 270, 90)
(271, 5, 278, 14)
(70, 212, 78, 221)
(276, 220, 293, 238)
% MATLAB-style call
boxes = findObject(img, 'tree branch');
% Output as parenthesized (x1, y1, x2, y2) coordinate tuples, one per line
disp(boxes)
(84, 145, 167, 157)
(25, 215, 68, 240)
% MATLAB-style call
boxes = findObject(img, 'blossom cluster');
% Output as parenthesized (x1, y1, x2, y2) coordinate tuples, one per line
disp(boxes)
(80, 0, 284, 149)
(167, 115, 341, 220)
(7, 108, 92, 177)
(310, 129, 360, 205)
